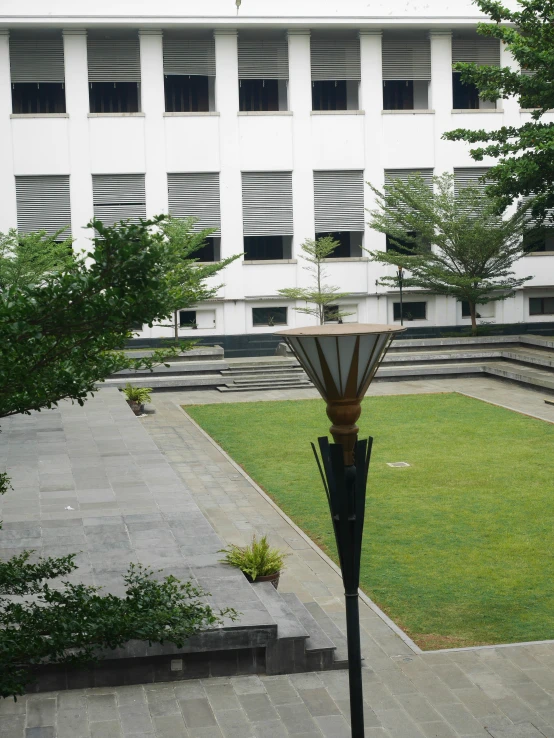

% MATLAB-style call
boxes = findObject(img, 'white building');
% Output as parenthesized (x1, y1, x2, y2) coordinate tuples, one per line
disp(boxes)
(1, 0, 553, 355)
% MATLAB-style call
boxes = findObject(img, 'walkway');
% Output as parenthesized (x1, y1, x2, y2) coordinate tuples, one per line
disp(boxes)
(2, 378, 554, 737)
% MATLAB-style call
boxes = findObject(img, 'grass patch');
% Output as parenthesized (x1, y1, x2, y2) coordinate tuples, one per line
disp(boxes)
(185, 393, 554, 649)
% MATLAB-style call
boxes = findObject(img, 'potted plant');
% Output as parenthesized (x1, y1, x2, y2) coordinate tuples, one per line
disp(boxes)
(122, 384, 153, 416)
(219, 535, 287, 589)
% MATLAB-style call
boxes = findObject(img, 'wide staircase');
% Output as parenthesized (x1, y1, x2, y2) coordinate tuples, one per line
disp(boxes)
(104, 334, 554, 395)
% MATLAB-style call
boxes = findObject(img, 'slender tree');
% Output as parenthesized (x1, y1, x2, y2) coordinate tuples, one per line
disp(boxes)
(160, 217, 240, 340)
(278, 236, 353, 325)
(444, 0, 554, 221)
(367, 173, 534, 335)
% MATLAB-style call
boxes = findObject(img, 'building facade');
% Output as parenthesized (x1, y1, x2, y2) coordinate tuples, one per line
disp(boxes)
(1, 0, 553, 348)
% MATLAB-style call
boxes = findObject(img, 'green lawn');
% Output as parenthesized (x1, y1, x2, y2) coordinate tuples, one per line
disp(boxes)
(185, 393, 554, 649)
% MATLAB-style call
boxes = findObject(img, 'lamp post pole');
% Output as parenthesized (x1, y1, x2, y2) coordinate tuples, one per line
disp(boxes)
(397, 267, 404, 326)
(276, 324, 405, 738)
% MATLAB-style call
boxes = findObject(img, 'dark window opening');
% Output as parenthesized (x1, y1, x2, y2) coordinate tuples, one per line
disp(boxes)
(529, 297, 554, 316)
(452, 72, 480, 110)
(89, 82, 140, 113)
(386, 233, 416, 255)
(12, 82, 66, 114)
(252, 307, 287, 327)
(461, 301, 483, 318)
(130, 321, 143, 331)
(394, 301, 426, 321)
(316, 231, 351, 258)
(164, 75, 209, 112)
(312, 80, 347, 111)
(239, 79, 279, 111)
(244, 236, 287, 261)
(324, 304, 342, 323)
(192, 238, 220, 263)
(179, 310, 197, 327)
(524, 229, 554, 253)
(383, 80, 413, 110)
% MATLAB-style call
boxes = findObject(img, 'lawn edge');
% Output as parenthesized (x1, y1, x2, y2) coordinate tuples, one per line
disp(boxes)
(178, 403, 424, 656)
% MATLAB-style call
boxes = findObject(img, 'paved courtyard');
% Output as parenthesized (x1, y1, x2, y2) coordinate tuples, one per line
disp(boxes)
(2, 377, 554, 737)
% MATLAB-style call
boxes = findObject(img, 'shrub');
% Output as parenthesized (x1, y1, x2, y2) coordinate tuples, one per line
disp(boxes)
(219, 535, 287, 580)
(123, 383, 153, 405)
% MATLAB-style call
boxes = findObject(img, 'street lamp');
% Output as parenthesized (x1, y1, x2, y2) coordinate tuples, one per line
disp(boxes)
(397, 267, 404, 326)
(276, 324, 405, 738)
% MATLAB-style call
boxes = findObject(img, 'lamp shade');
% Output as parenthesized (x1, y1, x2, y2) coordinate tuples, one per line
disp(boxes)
(276, 324, 405, 403)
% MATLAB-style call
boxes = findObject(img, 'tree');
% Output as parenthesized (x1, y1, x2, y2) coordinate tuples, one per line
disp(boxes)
(367, 173, 533, 335)
(160, 217, 240, 340)
(0, 228, 74, 292)
(277, 236, 353, 325)
(0, 216, 237, 419)
(0, 217, 239, 698)
(443, 0, 554, 220)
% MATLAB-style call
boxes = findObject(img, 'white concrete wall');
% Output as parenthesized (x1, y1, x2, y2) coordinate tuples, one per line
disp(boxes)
(0, 2, 552, 340)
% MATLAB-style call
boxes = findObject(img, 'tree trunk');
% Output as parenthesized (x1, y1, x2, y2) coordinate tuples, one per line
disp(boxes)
(469, 302, 478, 336)
(174, 310, 179, 341)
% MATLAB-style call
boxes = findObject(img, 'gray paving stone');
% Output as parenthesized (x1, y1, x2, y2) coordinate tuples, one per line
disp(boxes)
(152, 715, 190, 738)
(251, 720, 288, 738)
(298, 688, 340, 717)
(238, 695, 278, 724)
(90, 722, 123, 738)
(275, 703, 319, 734)
(26, 699, 56, 728)
(179, 698, 217, 729)
(88, 694, 119, 722)
(313, 715, 351, 737)
(56, 708, 90, 738)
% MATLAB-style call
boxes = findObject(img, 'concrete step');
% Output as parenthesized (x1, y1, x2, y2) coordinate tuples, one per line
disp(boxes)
(231, 376, 311, 386)
(304, 601, 349, 666)
(218, 383, 313, 393)
(253, 582, 309, 641)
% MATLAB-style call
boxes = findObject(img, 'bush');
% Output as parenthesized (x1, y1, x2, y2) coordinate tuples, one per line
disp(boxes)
(122, 383, 153, 405)
(219, 535, 287, 580)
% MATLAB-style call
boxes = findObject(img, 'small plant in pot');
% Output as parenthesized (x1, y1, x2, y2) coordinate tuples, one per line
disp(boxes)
(122, 383, 153, 416)
(219, 535, 287, 589)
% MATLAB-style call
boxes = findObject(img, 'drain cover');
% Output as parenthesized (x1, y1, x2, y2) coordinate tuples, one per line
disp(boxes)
(387, 462, 410, 468)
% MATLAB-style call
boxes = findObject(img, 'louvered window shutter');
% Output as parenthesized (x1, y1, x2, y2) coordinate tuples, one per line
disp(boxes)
(87, 38, 141, 82)
(385, 169, 434, 188)
(10, 37, 65, 83)
(16, 175, 71, 237)
(314, 171, 365, 232)
(168, 173, 221, 235)
(92, 174, 146, 226)
(453, 168, 490, 195)
(163, 39, 216, 76)
(242, 172, 293, 236)
(452, 39, 500, 67)
(382, 40, 431, 81)
(238, 40, 289, 79)
(311, 40, 361, 81)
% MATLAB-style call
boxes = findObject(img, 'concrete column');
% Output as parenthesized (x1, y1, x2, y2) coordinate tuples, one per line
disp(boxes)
(139, 29, 168, 218)
(63, 29, 93, 251)
(214, 28, 243, 315)
(359, 30, 384, 306)
(287, 29, 314, 281)
(0, 30, 16, 233)
(430, 31, 454, 176)
(500, 43, 521, 128)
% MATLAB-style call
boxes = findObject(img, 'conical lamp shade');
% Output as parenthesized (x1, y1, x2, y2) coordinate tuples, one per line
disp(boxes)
(277, 324, 405, 403)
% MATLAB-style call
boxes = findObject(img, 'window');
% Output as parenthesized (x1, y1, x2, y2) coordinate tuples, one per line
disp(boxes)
(244, 236, 291, 261)
(313, 170, 364, 257)
(529, 298, 554, 316)
(167, 172, 221, 261)
(386, 233, 416, 255)
(92, 174, 146, 227)
(179, 310, 197, 327)
(238, 37, 288, 112)
(252, 307, 287, 326)
(394, 301, 426, 321)
(87, 36, 141, 113)
(15, 175, 71, 238)
(452, 38, 499, 110)
(163, 37, 215, 112)
(324, 304, 341, 323)
(453, 168, 490, 200)
(9, 36, 66, 114)
(524, 230, 554, 253)
(382, 38, 431, 110)
(311, 38, 360, 111)
(242, 171, 293, 257)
